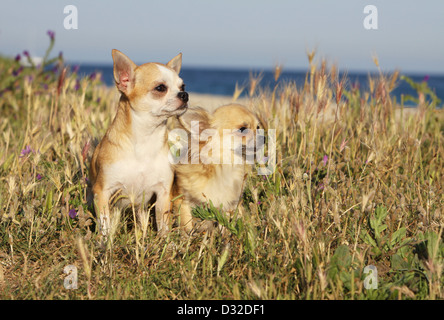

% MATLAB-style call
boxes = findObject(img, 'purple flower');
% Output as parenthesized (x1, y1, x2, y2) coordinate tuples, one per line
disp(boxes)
(15, 54, 21, 62)
(89, 72, 97, 81)
(322, 155, 328, 166)
(20, 145, 34, 158)
(69, 209, 77, 219)
(36, 174, 42, 181)
(74, 79, 80, 91)
(423, 75, 430, 82)
(12, 66, 24, 77)
(47, 30, 55, 41)
(23, 50, 30, 58)
(72, 65, 80, 73)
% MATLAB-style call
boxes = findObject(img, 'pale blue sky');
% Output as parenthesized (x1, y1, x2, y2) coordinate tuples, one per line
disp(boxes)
(1, 0, 443, 73)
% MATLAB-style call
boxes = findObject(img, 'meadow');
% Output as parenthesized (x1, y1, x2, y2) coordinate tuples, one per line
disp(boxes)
(0, 34, 443, 300)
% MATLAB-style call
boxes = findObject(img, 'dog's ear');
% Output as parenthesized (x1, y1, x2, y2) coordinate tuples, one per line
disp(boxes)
(167, 53, 182, 74)
(177, 107, 211, 135)
(112, 49, 137, 95)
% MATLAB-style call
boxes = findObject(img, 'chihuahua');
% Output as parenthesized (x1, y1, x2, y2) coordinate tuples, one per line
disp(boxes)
(170, 104, 263, 233)
(89, 49, 188, 236)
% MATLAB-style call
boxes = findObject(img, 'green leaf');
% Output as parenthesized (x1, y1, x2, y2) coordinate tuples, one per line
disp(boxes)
(217, 246, 230, 275)
(361, 230, 377, 247)
(391, 253, 410, 270)
(370, 206, 389, 242)
(390, 227, 407, 249)
(327, 245, 351, 280)
(423, 231, 441, 261)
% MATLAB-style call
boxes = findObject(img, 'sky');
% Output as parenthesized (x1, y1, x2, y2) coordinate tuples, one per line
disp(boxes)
(1, 0, 443, 74)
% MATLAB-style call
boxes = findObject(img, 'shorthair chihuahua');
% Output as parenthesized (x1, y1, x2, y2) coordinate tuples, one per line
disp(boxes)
(89, 49, 188, 236)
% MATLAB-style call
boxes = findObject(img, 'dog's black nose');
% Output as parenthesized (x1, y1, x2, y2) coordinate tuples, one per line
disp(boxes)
(178, 91, 189, 103)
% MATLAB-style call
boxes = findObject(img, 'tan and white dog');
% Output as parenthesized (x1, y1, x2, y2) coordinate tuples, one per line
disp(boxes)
(89, 49, 188, 236)
(170, 104, 263, 233)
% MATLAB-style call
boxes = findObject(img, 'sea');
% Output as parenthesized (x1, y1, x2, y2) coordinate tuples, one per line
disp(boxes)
(74, 64, 444, 107)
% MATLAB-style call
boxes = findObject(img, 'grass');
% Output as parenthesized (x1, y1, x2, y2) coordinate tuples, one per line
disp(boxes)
(0, 34, 443, 300)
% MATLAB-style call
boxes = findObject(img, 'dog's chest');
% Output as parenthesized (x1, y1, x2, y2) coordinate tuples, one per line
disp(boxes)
(199, 166, 245, 210)
(107, 146, 172, 199)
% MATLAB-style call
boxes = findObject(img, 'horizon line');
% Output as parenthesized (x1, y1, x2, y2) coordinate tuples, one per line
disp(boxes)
(65, 60, 443, 77)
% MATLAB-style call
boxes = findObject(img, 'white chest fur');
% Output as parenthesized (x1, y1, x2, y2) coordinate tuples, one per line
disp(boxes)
(105, 116, 173, 205)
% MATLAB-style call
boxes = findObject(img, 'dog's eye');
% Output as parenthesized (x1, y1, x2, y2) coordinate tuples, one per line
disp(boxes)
(238, 126, 248, 133)
(155, 84, 167, 92)
(180, 84, 186, 92)
(257, 125, 260, 130)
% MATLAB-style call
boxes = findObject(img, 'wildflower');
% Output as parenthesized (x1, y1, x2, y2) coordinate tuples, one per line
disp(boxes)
(12, 66, 23, 77)
(72, 65, 80, 73)
(74, 79, 80, 91)
(20, 145, 34, 158)
(23, 50, 30, 58)
(36, 174, 42, 180)
(69, 209, 77, 219)
(322, 155, 328, 166)
(89, 72, 97, 81)
(423, 75, 430, 82)
(15, 54, 21, 62)
(47, 30, 55, 41)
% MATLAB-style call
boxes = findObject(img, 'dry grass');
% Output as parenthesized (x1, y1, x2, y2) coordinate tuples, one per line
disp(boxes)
(0, 44, 443, 300)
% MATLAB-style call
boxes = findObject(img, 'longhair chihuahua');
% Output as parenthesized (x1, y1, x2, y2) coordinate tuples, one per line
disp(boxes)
(170, 104, 263, 233)
(89, 49, 188, 236)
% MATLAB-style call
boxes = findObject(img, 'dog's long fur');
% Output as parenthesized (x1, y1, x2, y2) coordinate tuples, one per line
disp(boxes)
(89, 49, 188, 236)
(171, 104, 261, 233)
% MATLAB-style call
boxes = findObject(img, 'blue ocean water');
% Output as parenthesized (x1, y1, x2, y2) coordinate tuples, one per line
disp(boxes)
(75, 64, 444, 107)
